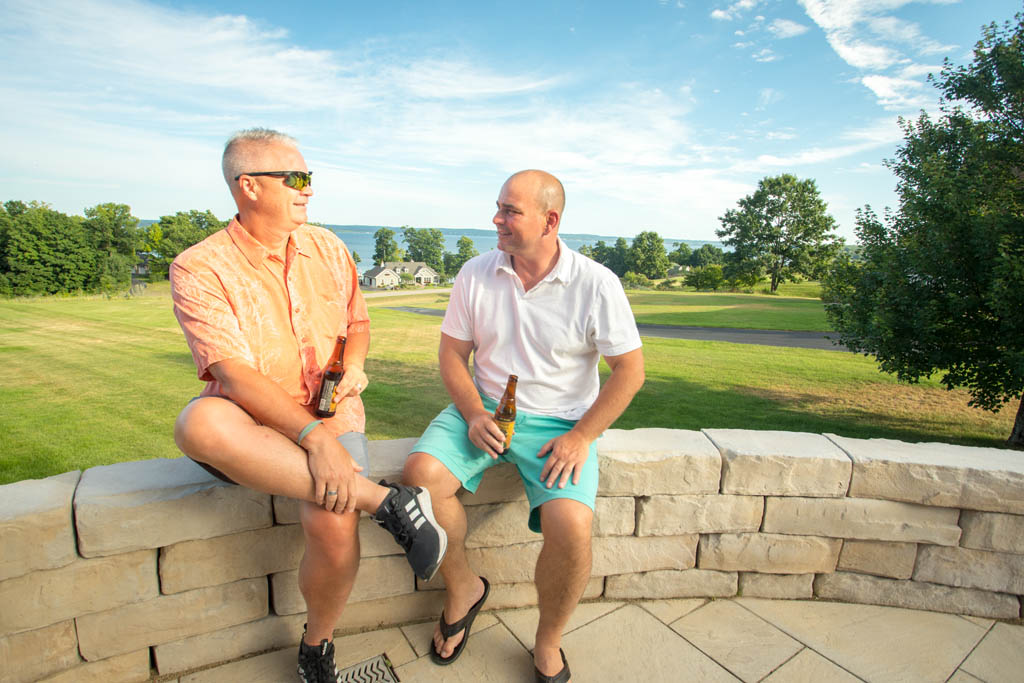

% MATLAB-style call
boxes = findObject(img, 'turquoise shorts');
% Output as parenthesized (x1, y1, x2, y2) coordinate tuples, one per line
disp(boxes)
(412, 395, 598, 533)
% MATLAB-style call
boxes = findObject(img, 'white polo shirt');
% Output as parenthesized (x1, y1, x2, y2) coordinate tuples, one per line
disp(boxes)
(441, 238, 642, 421)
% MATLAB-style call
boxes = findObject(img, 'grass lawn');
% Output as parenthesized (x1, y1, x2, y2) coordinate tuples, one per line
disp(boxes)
(626, 291, 830, 331)
(0, 284, 1015, 484)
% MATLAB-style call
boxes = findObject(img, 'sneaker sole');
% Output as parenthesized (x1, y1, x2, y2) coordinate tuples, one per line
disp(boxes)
(414, 487, 448, 582)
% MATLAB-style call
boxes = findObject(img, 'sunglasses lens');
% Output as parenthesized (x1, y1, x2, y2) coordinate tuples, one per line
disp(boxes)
(286, 172, 311, 190)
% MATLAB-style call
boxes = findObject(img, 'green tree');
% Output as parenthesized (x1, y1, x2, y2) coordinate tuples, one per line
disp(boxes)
(685, 264, 724, 291)
(83, 203, 141, 291)
(621, 271, 651, 288)
(823, 11, 1024, 448)
(669, 241, 693, 266)
(717, 174, 842, 293)
(402, 226, 445, 275)
(1, 202, 97, 295)
(352, 251, 361, 265)
(627, 231, 670, 279)
(723, 251, 764, 291)
(145, 210, 225, 278)
(443, 235, 479, 277)
(373, 228, 401, 265)
(689, 243, 724, 268)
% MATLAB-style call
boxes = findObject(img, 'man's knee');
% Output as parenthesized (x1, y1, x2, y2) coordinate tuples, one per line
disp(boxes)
(301, 505, 360, 569)
(403, 451, 458, 493)
(539, 499, 593, 550)
(174, 397, 246, 461)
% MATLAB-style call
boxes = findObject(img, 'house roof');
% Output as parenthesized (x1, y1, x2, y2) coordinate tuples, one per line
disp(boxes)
(362, 266, 396, 279)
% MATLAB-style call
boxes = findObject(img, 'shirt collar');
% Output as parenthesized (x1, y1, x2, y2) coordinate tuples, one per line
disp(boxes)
(496, 238, 572, 285)
(227, 216, 312, 269)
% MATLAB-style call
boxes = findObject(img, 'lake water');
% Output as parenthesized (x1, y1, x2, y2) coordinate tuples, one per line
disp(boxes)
(326, 224, 720, 275)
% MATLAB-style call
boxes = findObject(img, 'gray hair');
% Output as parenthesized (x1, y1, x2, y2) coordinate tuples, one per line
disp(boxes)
(222, 128, 298, 186)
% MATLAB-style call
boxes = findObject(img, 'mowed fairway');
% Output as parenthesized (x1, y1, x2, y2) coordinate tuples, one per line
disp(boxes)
(0, 286, 1014, 484)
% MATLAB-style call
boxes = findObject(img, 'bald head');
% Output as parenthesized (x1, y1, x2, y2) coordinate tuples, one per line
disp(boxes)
(505, 170, 565, 216)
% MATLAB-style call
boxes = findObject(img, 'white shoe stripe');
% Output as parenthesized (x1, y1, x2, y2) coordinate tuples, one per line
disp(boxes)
(414, 517, 425, 529)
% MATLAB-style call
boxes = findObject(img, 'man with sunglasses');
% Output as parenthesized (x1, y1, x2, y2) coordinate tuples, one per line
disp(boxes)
(169, 128, 446, 683)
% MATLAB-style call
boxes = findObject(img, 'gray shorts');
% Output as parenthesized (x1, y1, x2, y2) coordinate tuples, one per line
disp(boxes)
(186, 397, 370, 483)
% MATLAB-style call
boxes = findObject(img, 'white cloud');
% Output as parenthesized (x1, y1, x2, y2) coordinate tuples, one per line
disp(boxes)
(752, 48, 779, 62)
(711, 9, 732, 20)
(710, 0, 762, 21)
(768, 18, 810, 38)
(861, 75, 930, 110)
(868, 16, 955, 55)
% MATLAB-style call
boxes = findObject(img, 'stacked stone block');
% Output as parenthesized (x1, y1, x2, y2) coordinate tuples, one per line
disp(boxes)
(2, 428, 1023, 680)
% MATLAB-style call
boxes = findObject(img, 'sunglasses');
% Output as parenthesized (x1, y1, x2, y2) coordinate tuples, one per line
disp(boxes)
(235, 170, 313, 190)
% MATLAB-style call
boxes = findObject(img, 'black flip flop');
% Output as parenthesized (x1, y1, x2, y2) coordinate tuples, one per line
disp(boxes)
(535, 648, 571, 683)
(429, 576, 491, 665)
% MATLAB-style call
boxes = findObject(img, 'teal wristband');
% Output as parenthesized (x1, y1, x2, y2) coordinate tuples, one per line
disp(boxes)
(297, 419, 323, 446)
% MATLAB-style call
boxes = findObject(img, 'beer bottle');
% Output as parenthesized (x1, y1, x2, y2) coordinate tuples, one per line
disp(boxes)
(314, 336, 347, 418)
(493, 374, 517, 454)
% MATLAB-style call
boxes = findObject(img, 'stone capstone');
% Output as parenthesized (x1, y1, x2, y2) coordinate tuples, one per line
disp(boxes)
(74, 458, 272, 557)
(704, 429, 851, 497)
(597, 428, 720, 496)
(827, 434, 1024, 514)
(0, 471, 80, 581)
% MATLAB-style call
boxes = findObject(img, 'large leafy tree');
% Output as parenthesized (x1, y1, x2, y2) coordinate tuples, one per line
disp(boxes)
(443, 235, 479, 277)
(689, 243, 724, 268)
(718, 174, 841, 293)
(1, 201, 97, 295)
(402, 226, 445, 275)
(823, 12, 1024, 448)
(83, 203, 141, 291)
(373, 227, 401, 265)
(145, 210, 225, 277)
(668, 241, 692, 266)
(627, 231, 670, 279)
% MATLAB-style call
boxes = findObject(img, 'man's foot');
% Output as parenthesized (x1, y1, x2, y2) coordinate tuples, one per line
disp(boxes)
(534, 647, 571, 683)
(431, 576, 490, 664)
(297, 631, 341, 683)
(372, 480, 448, 581)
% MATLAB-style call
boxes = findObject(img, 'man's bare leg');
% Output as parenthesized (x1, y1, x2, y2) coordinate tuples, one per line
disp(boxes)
(403, 451, 485, 658)
(534, 499, 593, 679)
(299, 503, 360, 645)
(174, 397, 388, 511)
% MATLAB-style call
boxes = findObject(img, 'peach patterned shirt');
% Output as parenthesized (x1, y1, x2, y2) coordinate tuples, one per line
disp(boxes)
(170, 217, 370, 436)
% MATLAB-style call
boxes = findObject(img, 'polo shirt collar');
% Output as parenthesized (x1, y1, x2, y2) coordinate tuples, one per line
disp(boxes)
(227, 217, 312, 268)
(496, 238, 572, 285)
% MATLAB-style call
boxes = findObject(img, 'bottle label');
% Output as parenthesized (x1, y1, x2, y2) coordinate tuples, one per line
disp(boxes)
(316, 377, 340, 415)
(495, 418, 514, 450)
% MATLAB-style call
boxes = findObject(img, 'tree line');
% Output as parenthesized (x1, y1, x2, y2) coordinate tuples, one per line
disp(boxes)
(0, 201, 227, 297)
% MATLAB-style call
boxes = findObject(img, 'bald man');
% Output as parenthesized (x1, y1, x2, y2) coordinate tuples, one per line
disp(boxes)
(403, 170, 645, 682)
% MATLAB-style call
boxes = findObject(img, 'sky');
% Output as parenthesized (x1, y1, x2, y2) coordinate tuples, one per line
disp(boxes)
(0, 0, 1017, 242)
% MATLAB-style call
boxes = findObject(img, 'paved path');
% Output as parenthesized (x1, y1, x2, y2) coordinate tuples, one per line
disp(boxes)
(183, 596, 1021, 681)
(385, 306, 848, 352)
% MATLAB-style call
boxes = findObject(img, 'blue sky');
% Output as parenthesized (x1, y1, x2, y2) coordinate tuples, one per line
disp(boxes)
(0, 0, 1016, 241)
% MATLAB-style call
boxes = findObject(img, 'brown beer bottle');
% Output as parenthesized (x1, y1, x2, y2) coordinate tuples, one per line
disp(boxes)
(493, 374, 517, 454)
(314, 336, 347, 418)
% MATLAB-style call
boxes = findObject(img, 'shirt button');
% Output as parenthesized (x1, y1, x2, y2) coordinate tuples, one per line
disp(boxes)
(293, 307, 300, 313)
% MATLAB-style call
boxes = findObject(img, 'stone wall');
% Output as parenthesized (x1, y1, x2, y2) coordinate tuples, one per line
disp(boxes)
(3, 428, 1023, 682)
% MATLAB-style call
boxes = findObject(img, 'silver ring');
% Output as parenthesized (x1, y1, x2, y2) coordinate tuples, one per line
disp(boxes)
(327, 490, 338, 495)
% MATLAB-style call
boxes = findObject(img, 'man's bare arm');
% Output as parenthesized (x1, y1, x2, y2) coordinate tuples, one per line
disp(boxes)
(438, 332, 507, 457)
(538, 347, 645, 488)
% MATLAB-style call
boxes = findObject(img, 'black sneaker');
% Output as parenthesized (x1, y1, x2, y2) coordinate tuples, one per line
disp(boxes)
(373, 480, 448, 581)
(297, 630, 340, 683)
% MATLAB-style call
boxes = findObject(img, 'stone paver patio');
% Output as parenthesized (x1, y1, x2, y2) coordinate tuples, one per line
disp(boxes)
(176, 597, 1024, 682)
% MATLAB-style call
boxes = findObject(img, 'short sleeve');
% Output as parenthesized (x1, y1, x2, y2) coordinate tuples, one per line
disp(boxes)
(170, 260, 255, 381)
(590, 275, 643, 358)
(440, 266, 474, 341)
